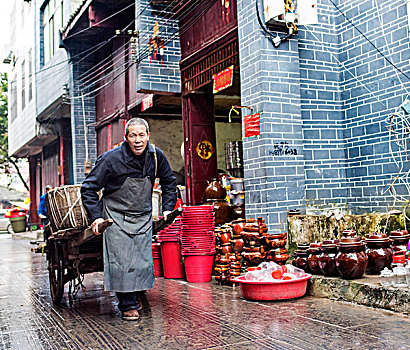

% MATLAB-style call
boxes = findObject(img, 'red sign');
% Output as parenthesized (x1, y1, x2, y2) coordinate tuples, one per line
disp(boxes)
(141, 94, 154, 111)
(244, 113, 260, 137)
(213, 65, 234, 94)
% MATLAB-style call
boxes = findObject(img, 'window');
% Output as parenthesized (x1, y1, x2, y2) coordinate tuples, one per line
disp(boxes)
(21, 60, 26, 110)
(10, 80, 17, 123)
(28, 49, 33, 101)
(42, 0, 64, 64)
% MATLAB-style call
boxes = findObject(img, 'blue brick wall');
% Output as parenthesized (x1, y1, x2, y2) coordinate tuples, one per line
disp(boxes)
(238, 1, 305, 232)
(67, 40, 98, 185)
(238, 0, 410, 232)
(135, 0, 181, 93)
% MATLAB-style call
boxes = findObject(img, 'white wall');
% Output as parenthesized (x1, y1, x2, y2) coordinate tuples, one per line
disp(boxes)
(8, 0, 37, 156)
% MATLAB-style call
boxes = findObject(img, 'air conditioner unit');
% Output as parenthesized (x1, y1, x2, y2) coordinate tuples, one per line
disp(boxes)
(295, 0, 318, 25)
(263, 0, 286, 26)
(263, 0, 318, 26)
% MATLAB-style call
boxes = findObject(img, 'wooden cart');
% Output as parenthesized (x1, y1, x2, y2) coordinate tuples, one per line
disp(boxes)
(46, 220, 112, 305)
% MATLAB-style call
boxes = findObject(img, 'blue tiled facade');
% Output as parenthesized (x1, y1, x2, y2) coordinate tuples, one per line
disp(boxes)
(237, 0, 410, 231)
(135, 0, 181, 93)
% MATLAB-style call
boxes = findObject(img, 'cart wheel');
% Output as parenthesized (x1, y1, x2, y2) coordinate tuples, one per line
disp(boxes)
(49, 241, 64, 304)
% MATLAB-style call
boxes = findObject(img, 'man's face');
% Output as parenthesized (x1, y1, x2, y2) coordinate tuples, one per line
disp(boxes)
(125, 124, 150, 156)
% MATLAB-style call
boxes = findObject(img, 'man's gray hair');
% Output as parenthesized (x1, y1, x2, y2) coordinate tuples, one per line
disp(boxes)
(125, 118, 150, 135)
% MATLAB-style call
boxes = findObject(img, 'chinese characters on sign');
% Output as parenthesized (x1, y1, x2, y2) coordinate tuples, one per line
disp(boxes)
(268, 142, 298, 156)
(141, 94, 154, 112)
(213, 65, 234, 94)
(196, 140, 214, 160)
(244, 113, 260, 137)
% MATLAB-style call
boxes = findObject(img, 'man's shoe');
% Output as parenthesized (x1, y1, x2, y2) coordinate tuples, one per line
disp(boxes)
(122, 309, 139, 321)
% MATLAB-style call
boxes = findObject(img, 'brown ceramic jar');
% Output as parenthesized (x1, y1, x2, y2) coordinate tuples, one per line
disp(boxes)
(318, 241, 340, 277)
(204, 199, 231, 225)
(335, 241, 368, 279)
(204, 179, 226, 199)
(307, 243, 322, 275)
(365, 233, 393, 274)
(233, 205, 245, 219)
(389, 230, 410, 252)
(293, 250, 310, 272)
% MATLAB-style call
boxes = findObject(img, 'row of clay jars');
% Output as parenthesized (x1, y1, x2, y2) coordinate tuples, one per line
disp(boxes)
(300, 235, 393, 277)
(318, 236, 368, 279)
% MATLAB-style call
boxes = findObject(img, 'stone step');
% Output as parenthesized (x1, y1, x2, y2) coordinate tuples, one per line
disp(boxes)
(307, 275, 409, 315)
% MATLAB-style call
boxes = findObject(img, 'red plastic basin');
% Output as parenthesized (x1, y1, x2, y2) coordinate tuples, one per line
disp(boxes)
(235, 274, 312, 301)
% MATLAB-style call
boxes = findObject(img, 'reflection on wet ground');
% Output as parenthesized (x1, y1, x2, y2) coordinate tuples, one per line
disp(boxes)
(0, 234, 408, 349)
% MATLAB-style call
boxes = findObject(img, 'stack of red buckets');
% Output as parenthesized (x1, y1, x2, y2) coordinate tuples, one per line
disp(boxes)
(181, 206, 216, 282)
(157, 218, 185, 278)
(152, 242, 162, 277)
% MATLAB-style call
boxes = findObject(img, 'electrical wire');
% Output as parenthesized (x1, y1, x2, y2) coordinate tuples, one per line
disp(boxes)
(328, 0, 410, 83)
(75, 0, 185, 89)
(64, 1, 136, 40)
(69, 0, 215, 101)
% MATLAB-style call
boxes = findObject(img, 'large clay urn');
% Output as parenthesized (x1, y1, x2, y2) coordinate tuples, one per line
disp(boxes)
(203, 199, 231, 225)
(205, 178, 226, 200)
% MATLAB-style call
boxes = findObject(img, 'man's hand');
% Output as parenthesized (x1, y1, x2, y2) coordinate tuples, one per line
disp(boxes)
(39, 214, 46, 219)
(91, 218, 105, 235)
(163, 211, 171, 221)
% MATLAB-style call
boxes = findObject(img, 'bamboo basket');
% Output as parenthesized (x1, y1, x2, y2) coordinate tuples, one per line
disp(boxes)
(45, 185, 89, 232)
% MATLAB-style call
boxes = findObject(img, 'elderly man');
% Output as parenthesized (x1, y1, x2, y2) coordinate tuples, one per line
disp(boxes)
(81, 117, 176, 320)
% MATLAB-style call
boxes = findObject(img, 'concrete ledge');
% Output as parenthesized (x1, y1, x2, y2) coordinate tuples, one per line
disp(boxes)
(307, 275, 410, 315)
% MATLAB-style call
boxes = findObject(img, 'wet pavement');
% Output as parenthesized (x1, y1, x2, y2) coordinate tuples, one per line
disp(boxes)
(0, 234, 409, 350)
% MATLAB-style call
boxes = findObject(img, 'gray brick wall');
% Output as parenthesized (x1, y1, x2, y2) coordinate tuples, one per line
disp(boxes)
(66, 40, 97, 185)
(238, 0, 410, 232)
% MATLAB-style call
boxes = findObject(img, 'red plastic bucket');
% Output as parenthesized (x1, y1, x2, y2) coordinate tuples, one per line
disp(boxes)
(160, 242, 185, 279)
(235, 274, 312, 301)
(153, 257, 163, 277)
(184, 255, 214, 283)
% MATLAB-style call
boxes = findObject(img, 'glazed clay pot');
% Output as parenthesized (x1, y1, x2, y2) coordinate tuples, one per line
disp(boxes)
(365, 233, 393, 274)
(232, 219, 246, 236)
(231, 238, 245, 252)
(293, 250, 311, 273)
(233, 205, 245, 219)
(335, 242, 368, 279)
(204, 199, 231, 225)
(389, 230, 410, 252)
(242, 252, 265, 266)
(307, 244, 322, 275)
(205, 179, 226, 200)
(318, 243, 340, 277)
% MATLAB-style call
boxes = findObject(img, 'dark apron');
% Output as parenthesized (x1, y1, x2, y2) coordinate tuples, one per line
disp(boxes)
(102, 172, 154, 292)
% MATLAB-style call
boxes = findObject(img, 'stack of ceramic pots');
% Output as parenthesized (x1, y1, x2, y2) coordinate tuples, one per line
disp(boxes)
(230, 178, 245, 220)
(180, 206, 216, 283)
(227, 253, 242, 283)
(365, 232, 393, 274)
(214, 225, 241, 285)
(292, 243, 311, 272)
(318, 239, 340, 277)
(335, 233, 368, 279)
(214, 254, 231, 284)
(307, 242, 322, 275)
(203, 179, 232, 225)
(263, 231, 288, 265)
(240, 217, 267, 267)
(389, 230, 410, 252)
